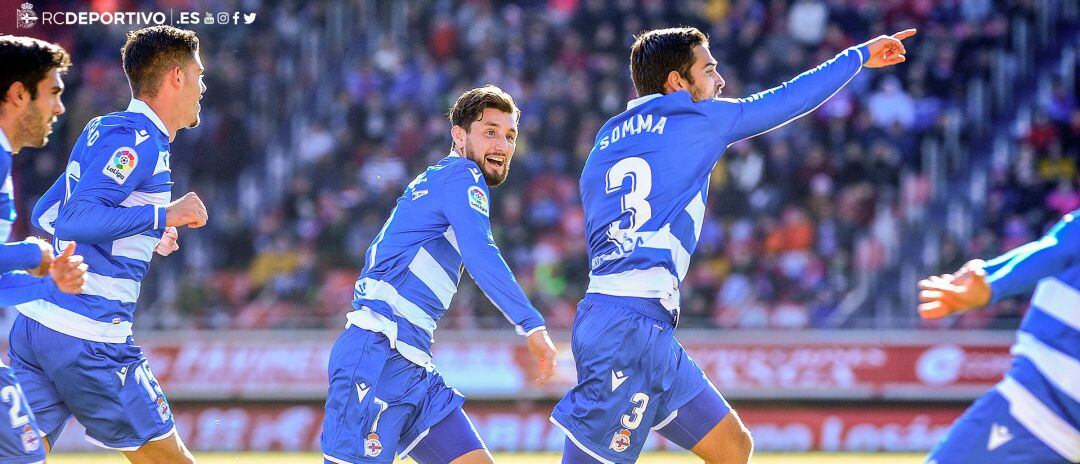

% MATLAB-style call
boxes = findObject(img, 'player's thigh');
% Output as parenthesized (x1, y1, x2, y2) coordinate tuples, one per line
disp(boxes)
(929, 389, 1070, 464)
(53, 341, 176, 451)
(407, 408, 490, 464)
(8, 315, 71, 443)
(120, 429, 194, 464)
(687, 410, 753, 464)
(0, 369, 46, 463)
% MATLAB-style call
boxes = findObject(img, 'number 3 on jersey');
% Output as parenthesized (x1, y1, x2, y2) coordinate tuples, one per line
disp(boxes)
(606, 157, 652, 242)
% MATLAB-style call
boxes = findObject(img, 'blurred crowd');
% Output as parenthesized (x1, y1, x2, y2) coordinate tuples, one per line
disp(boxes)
(8, 0, 1079, 331)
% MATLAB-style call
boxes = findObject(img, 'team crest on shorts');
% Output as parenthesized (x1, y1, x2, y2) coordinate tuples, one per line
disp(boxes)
(20, 425, 39, 453)
(156, 396, 172, 421)
(609, 428, 631, 452)
(364, 433, 383, 457)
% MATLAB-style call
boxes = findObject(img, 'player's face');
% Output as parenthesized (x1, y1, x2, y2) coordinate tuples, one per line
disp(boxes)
(181, 52, 205, 129)
(686, 45, 725, 101)
(461, 108, 517, 187)
(19, 68, 65, 149)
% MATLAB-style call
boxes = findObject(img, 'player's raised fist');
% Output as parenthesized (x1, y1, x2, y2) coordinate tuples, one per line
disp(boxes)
(526, 329, 558, 386)
(156, 227, 180, 256)
(24, 236, 54, 277)
(165, 192, 208, 228)
(50, 242, 87, 295)
(862, 28, 916, 68)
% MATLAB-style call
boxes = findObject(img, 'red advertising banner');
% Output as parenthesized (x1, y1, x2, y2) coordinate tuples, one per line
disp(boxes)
(133, 330, 1014, 401)
(49, 403, 967, 453)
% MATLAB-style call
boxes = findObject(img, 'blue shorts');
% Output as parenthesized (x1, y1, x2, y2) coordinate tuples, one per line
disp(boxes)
(8, 314, 175, 451)
(929, 385, 1075, 464)
(0, 367, 44, 464)
(321, 326, 483, 464)
(551, 294, 731, 464)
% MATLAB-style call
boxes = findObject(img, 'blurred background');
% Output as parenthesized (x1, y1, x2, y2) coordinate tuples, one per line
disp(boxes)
(2, 0, 1079, 458)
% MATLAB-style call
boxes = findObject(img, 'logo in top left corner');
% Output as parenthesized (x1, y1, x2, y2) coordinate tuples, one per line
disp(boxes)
(103, 147, 138, 185)
(16, 2, 38, 29)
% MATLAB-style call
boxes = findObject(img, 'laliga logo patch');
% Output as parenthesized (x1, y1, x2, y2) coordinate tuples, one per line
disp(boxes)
(364, 433, 383, 457)
(103, 147, 138, 185)
(468, 185, 489, 217)
(156, 396, 172, 421)
(20, 425, 39, 453)
(609, 428, 631, 452)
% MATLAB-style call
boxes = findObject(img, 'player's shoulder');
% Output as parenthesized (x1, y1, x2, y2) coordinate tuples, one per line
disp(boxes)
(432, 154, 486, 187)
(85, 111, 158, 150)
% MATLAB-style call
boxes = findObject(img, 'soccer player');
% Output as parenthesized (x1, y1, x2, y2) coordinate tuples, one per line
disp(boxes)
(321, 85, 558, 464)
(11, 26, 207, 463)
(0, 34, 87, 464)
(551, 27, 916, 463)
(918, 210, 1080, 463)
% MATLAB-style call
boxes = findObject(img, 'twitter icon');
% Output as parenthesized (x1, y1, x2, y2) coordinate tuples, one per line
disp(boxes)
(243, 12, 256, 24)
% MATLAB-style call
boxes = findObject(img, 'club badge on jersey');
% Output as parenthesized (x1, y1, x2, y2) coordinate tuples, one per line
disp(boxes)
(364, 433, 383, 457)
(20, 424, 39, 453)
(610, 428, 631, 452)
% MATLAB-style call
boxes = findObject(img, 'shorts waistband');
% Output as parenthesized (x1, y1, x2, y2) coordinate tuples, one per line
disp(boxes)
(583, 292, 677, 328)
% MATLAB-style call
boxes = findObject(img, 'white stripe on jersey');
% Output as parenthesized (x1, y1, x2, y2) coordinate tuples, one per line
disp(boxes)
(15, 299, 132, 343)
(83, 272, 141, 303)
(443, 227, 459, 252)
(112, 234, 159, 262)
(588, 266, 680, 311)
(997, 376, 1080, 461)
(1012, 331, 1080, 403)
(686, 191, 706, 239)
(355, 277, 436, 337)
(638, 225, 692, 281)
(408, 247, 457, 309)
(1031, 277, 1080, 331)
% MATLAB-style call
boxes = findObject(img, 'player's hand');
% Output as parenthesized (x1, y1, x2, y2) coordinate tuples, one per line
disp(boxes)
(49, 243, 86, 295)
(155, 227, 179, 256)
(24, 237, 54, 277)
(526, 329, 557, 386)
(862, 29, 916, 68)
(165, 192, 208, 228)
(917, 260, 991, 319)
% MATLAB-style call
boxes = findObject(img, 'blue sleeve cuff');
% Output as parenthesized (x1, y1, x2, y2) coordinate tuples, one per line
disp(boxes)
(154, 205, 166, 230)
(854, 44, 871, 65)
(0, 242, 42, 272)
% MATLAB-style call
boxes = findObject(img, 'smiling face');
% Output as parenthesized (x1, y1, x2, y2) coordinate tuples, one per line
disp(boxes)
(454, 107, 517, 187)
(18, 67, 65, 149)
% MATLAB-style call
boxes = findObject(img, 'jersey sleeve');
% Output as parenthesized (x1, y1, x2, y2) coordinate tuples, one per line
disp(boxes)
(0, 241, 41, 272)
(31, 166, 66, 235)
(439, 163, 546, 336)
(986, 210, 1080, 303)
(0, 271, 56, 306)
(52, 126, 166, 243)
(700, 44, 869, 143)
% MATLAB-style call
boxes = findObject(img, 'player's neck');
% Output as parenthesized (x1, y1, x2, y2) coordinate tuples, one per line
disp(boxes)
(137, 97, 179, 142)
(0, 118, 25, 154)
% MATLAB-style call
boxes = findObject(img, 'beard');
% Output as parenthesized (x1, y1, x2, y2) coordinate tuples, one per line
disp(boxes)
(463, 139, 510, 187)
(17, 103, 50, 149)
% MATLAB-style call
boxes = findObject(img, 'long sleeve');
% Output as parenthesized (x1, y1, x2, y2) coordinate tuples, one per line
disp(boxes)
(440, 164, 546, 336)
(986, 211, 1080, 303)
(701, 44, 869, 143)
(0, 241, 41, 272)
(31, 170, 67, 234)
(52, 140, 165, 244)
(0, 271, 57, 306)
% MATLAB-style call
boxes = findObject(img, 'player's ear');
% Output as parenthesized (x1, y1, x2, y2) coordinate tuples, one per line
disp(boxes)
(3, 82, 29, 109)
(168, 66, 184, 92)
(451, 125, 466, 154)
(663, 70, 685, 94)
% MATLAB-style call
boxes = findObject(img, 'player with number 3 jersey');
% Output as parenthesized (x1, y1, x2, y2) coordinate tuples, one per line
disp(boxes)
(551, 27, 917, 463)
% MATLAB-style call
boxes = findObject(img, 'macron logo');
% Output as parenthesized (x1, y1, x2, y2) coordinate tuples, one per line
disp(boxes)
(469, 167, 483, 183)
(611, 370, 628, 392)
(116, 366, 129, 386)
(987, 423, 1013, 451)
(134, 129, 150, 146)
(356, 382, 370, 404)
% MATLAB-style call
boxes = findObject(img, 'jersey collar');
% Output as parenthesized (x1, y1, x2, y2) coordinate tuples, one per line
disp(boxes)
(126, 98, 169, 136)
(626, 93, 663, 110)
(0, 127, 10, 154)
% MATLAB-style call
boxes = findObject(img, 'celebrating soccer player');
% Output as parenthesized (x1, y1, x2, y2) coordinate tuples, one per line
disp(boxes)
(321, 85, 558, 464)
(550, 27, 916, 463)
(12, 26, 207, 463)
(918, 210, 1080, 463)
(0, 34, 87, 464)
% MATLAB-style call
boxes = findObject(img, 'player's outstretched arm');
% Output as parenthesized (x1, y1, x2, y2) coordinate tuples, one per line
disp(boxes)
(705, 29, 916, 143)
(0, 239, 47, 274)
(919, 210, 1080, 319)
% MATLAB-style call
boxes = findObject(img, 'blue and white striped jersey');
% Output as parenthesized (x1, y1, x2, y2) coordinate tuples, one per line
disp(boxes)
(0, 128, 16, 240)
(580, 45, 869, 314)
(348, 152, 546, 369)
(980, 210, 1080, 461)
(0, 127, 56, 307)
(20, 99, 171, 343)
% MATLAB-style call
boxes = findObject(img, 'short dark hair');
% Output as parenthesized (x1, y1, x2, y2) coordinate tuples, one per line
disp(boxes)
(630, 27, 708, 97)
(448, 84, 520, 130)
(0, 35, 70, 102)
(121, 26, 199, 99)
